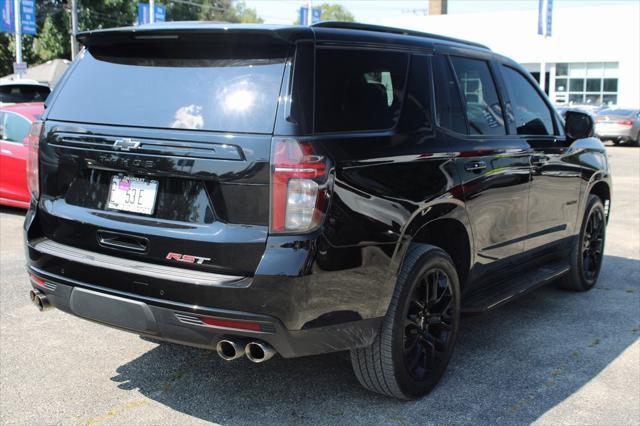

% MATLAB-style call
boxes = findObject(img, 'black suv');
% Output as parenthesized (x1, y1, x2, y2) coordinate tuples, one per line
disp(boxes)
(24, 22, 611, 399)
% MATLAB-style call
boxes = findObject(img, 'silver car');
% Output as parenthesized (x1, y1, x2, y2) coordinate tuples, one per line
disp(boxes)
(595, 108, 640, 145)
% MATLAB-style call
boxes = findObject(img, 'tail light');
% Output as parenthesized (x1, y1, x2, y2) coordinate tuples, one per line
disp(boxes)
(270, 138, 329, 233)
(26, 120, 43, 200)
(618, 120, 633, 126)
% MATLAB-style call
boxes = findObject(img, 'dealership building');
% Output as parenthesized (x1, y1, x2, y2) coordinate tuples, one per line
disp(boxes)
(388, 2, 640, 108)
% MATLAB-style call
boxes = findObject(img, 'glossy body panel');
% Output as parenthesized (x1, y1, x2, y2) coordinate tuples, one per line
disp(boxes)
(24, 23, 612, 357)
(0, 103, 43, 208)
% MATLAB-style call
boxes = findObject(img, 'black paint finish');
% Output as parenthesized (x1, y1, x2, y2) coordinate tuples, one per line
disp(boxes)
(24, 23, 611, 356)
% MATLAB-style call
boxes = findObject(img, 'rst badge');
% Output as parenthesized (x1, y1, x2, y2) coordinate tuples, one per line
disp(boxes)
(166, 252, 211, 265)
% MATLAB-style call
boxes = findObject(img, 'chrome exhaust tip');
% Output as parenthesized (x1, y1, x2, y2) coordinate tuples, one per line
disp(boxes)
(245, 341, 276, 363)
(32, 291, 51, 312)
(216, 339, 244, 361)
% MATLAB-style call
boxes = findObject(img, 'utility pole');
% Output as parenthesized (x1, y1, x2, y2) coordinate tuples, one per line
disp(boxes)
(14, 0, 22, 66)
(70, 0, 78, 60)
(306, 0, 312, 25)
(149, 0, 155, 23)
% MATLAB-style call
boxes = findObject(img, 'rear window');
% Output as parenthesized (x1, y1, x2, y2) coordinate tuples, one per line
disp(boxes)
(0, 85, 50, 103)
(450, 56, 506, 136)
(315, 49, 408, 133)
(48, 44, 288, 134)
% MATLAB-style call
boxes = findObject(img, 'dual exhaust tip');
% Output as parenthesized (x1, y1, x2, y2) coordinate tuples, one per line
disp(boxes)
(216, 339, 276, 363)
(29, 289, 51, 312)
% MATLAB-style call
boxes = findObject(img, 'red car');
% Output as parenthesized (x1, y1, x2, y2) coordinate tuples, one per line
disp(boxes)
(0, 102, 44, 208)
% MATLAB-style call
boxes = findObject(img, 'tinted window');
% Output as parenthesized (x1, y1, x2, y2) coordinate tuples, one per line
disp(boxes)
(398, 55, 432, 132)
(501, 66, 555, 135)
(450, 57, 506, 136)
(0, 84, 50, 103)
(433, 55, 466, 134)
(315, 49, 407, 132)
(2, 112, 31, 143)
(48, 46, 288, 133)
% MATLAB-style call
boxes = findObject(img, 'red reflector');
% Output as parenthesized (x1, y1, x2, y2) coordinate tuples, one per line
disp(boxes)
(29, 274, 45, 287)
(618, 120, 633, 126)
(201, 317, 262, 332)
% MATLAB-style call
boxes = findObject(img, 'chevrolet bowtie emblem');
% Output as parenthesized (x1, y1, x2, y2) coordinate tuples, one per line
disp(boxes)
(113, 138, 141, 151)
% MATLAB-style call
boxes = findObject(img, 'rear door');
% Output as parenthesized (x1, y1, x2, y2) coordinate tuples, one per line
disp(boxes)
(0, 111, 30, 203)
(497, 63, 580, 251)
(39, 36, 292, 276)
(433, 52, 531, 287)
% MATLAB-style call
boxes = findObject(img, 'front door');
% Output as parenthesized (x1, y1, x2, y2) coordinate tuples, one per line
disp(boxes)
(497, 64, 581, 251)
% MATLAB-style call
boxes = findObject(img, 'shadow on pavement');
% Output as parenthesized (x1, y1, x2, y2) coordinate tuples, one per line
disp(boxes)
(112, 255, 640, 424)
(0, 206, 27, 217)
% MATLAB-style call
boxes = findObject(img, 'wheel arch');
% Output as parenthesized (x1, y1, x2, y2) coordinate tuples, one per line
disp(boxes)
(588, 178, 611, 222)
(410, 217, 472, 288)
(393, 201, 473, 290)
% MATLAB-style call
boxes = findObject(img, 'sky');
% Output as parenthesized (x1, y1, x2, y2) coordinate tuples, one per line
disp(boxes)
(243, 0, 638, 26)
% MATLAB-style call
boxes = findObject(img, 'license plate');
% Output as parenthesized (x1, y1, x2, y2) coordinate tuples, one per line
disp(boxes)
(107, 176, 158, 215)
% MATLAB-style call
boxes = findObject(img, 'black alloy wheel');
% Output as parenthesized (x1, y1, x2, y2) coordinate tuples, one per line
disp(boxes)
(350, 245, 460, 399)
(581, 206, 605, 285)
(559, 194, 606, 291)
(403, 268, 455, 381)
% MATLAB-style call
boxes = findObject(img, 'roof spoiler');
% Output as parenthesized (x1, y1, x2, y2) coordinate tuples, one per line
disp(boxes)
(77, 24, 313, 47)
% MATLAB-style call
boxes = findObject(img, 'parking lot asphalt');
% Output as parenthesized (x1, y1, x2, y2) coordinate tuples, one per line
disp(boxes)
(1, 145, 638, 425)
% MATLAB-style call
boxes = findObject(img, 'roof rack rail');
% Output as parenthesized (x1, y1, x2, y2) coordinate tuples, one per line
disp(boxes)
(311, 21, 490, 50)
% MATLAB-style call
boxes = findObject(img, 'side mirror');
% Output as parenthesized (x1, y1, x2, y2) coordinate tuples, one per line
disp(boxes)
(564, 110, 594, 140)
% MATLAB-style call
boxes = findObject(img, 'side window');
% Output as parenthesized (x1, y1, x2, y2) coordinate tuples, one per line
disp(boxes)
(433, 55, 466, 134)
(0, 112, 6, 140)
(3, 113, 31, 144)
(315, 49, 408, 133)
(450, 56, 506, 136)
(501, 65, 555, 136)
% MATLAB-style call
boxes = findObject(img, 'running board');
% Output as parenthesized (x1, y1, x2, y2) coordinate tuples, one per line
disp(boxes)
(461, 260, 570, 314)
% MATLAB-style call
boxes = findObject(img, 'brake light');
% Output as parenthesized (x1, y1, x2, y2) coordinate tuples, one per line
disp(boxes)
(29, 274, 45, 287)
(618, 120, 633, 126)
(271, 138, 328, 233)
(26, 121, 43, 200)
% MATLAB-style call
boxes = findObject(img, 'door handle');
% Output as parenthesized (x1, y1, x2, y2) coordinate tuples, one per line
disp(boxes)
(465, 161, 487, 172)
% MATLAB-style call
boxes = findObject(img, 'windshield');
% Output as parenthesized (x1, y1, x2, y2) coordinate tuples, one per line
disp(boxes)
(0, 85, 50, 103)
(48, 45, 288, 134)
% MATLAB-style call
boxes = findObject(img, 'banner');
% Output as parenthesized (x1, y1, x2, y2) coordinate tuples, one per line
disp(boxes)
(1, 0, 35, 35)
(138, 3, 166, 25)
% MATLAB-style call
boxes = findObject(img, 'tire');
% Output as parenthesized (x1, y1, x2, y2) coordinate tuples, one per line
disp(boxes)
(350, 245, 460, 399)
(559, 194, 606, 291)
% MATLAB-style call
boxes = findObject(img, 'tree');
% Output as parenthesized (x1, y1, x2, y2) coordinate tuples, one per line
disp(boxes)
(294, 2, 355, 24)
(167, 1, 262, 23)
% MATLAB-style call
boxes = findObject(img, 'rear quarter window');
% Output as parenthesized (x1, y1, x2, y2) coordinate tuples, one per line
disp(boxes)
(314, 49, 408, 133)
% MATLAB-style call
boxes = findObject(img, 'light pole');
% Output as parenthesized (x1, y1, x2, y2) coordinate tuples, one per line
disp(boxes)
(149, 0, 155, 23)
(70, 0, 78, 60)
(14, 0, 22, 67)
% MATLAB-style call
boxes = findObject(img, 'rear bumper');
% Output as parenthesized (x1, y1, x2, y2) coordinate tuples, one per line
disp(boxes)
(595, 127, 634, 139)
(28, 267, 382, 358)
